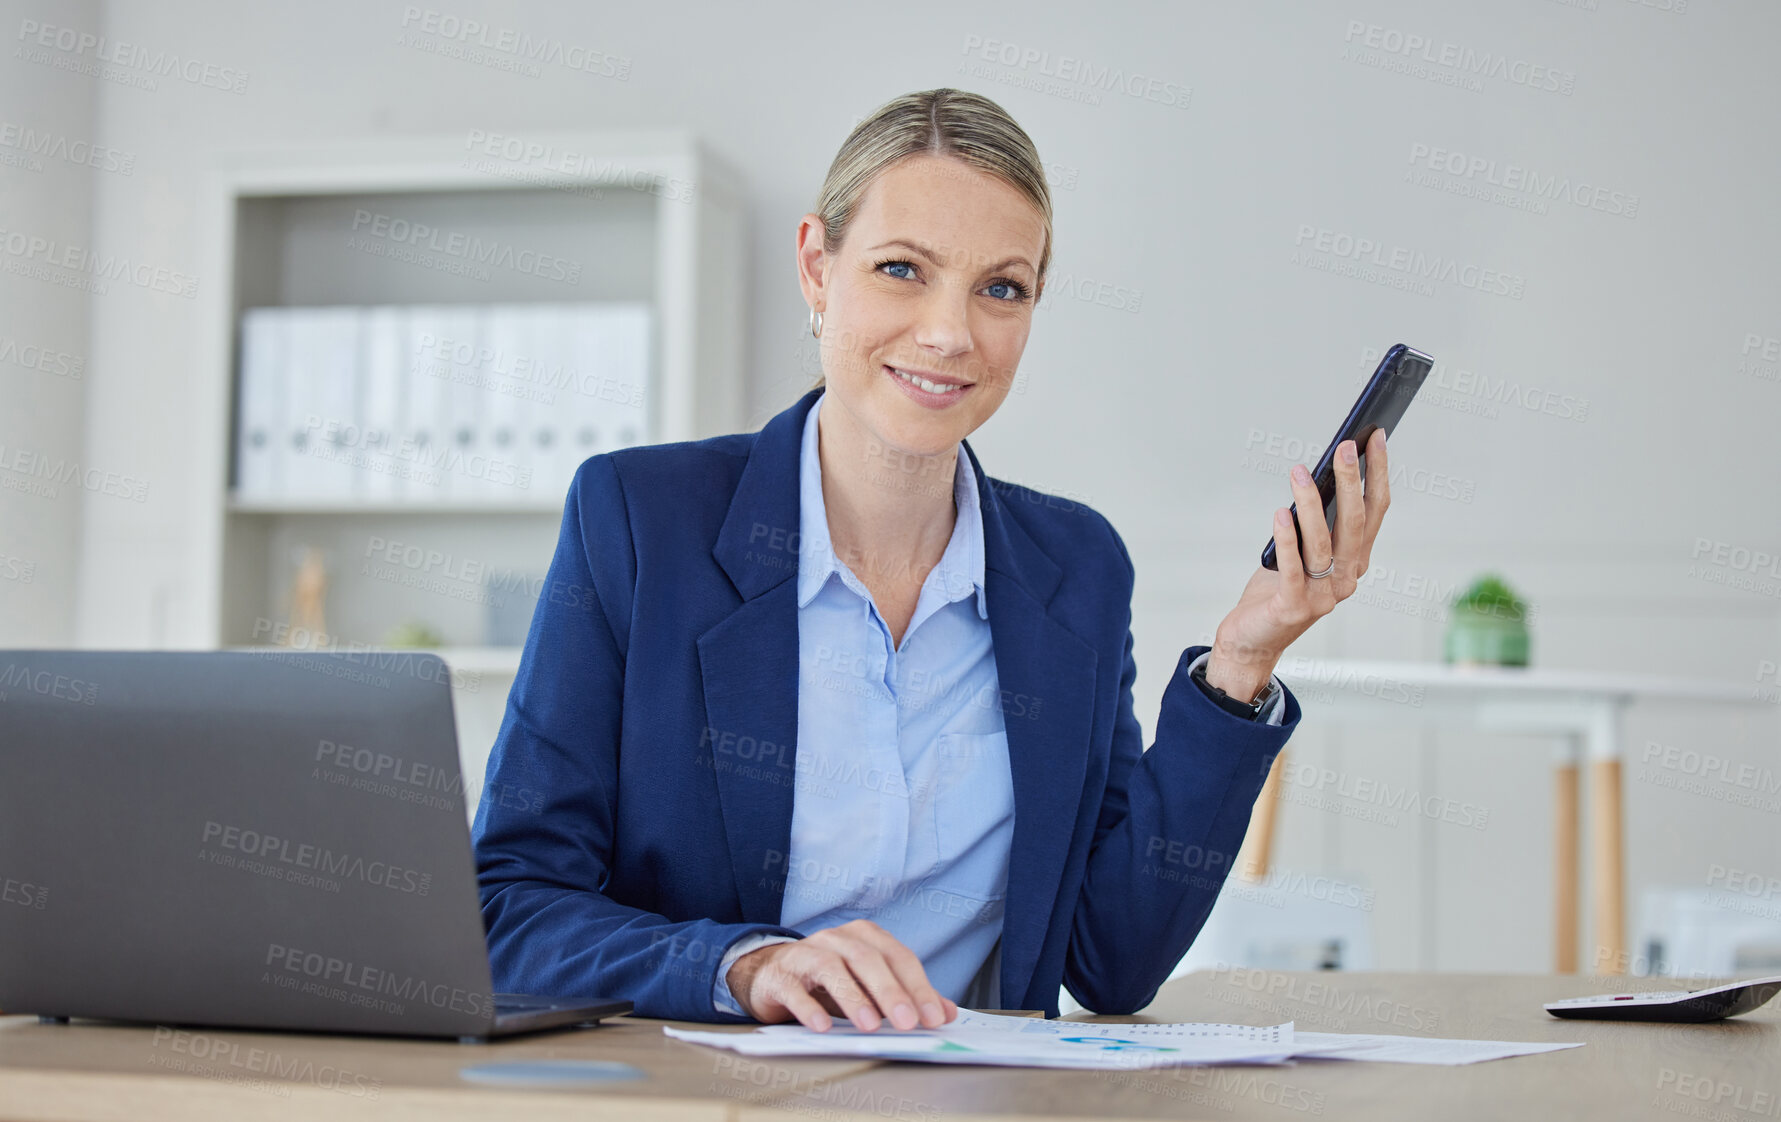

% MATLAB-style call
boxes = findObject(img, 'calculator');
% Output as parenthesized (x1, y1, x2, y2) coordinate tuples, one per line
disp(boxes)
(1543, 975, 1781, 1022)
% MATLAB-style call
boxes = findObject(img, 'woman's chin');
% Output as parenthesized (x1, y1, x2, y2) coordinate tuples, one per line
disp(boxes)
(866, 412, 969, 461)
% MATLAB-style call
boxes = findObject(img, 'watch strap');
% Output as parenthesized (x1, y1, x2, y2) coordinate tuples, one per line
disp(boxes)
(1190, 659, 1271, 720)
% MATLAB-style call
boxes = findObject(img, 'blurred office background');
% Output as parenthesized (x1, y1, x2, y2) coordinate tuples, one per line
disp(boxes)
(3, 0, 1777, 984)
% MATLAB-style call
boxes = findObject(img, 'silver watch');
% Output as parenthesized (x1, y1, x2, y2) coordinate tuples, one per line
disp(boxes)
(1192, 659, 1280, 719)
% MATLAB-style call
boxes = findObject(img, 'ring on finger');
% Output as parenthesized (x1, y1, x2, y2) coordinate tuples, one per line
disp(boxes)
(1307, 558, 1336, 579)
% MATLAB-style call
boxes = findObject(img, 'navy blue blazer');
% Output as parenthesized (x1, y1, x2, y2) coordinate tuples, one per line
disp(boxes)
(472, 386, 1302, 1022)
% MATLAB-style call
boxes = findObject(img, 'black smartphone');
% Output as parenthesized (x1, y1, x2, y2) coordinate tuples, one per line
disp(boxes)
(1260, 343, 1433, 571)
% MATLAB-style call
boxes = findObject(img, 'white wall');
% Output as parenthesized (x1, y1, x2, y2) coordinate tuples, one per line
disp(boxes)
(9, 0, 1780, 973)
(0, 0, 99, 644)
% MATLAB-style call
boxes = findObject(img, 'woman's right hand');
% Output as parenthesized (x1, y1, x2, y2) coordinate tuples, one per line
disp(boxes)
(726, 918, 958, 1032)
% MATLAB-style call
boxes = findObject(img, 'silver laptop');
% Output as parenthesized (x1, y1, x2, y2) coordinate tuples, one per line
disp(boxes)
(0, 650, 629, 1042)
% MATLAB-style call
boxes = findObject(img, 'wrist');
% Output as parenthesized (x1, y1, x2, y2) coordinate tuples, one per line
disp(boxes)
(1206, 636, 1277, 702)
(724, 941, 785, 1014)
(717, 933, 799, 1018)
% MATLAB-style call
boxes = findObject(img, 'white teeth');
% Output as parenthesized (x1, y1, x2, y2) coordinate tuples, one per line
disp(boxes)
(892, 367, 960, 394)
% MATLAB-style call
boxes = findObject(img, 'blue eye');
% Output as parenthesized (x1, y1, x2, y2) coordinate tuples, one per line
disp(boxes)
(873, 257, 1032, 302)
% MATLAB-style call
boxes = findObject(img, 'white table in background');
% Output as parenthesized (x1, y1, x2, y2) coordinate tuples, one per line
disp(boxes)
(1251, 657, 1774, 974)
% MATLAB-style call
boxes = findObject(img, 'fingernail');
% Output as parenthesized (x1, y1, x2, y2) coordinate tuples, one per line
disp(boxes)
(855, 1007, 880, 1031)
(1293, 464, 1311, 485)
(1341, 442, 1357, 464)
(1276, 508, 1291, 526)
(814, 1013, 832, 1032)
(920, 1002, 943, 1026)
(891, 1002, 918, 1030)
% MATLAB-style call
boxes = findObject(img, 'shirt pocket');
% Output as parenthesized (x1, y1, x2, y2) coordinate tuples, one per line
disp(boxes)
(928, 730, 1016, 903)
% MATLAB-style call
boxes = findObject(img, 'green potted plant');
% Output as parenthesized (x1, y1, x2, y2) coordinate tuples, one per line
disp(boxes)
(383, 620, 446, 649)
(1444, 574, 1531, 667)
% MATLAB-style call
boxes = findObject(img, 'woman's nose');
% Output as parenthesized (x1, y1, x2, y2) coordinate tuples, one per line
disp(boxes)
(910, 288, 973, 359)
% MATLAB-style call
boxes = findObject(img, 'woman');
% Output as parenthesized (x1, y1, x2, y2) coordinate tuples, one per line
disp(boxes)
(472, 88, 1391, 1032)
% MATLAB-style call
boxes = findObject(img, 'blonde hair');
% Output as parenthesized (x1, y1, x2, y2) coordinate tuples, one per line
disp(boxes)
(807, 88, 1052, 390)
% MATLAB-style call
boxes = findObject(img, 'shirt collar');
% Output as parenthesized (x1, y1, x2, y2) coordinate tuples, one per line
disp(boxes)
(796, 391, 988, 619)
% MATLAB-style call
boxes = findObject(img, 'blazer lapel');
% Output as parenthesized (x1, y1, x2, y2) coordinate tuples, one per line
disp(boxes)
(963, 441, 1099, 1009)
(699, 388, 820, 925)
(697, 583, 802, 924)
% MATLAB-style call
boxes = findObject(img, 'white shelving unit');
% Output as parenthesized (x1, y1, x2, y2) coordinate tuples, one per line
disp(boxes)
(189, 132, 749, 657)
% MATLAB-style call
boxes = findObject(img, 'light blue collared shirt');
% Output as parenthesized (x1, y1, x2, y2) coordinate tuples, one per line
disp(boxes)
(713, 390, 1013, 1013)
(711, 391, 1287, 1015)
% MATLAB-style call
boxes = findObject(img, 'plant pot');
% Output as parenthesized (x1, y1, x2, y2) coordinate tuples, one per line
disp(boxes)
(1444, 606, 1530, 667)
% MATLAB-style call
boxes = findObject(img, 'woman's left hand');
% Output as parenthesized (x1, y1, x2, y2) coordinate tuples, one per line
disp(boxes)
(1205, 428, 1392, 700)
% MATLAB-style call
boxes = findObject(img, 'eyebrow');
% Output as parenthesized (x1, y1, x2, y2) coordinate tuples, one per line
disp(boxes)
(866, 239, 1035, 275)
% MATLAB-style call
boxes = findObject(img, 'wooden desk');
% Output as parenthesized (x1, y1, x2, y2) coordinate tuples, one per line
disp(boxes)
(0, 1012, 876, 1121)
(759, 970, 1779, 1120)
(3, 971, 1775, 1121)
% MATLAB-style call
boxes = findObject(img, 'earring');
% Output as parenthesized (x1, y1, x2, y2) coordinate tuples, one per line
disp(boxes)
(809, 307, 823, 339)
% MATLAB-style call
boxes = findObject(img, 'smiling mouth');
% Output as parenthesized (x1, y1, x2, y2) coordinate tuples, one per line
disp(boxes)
(885, 366, 972, 395)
